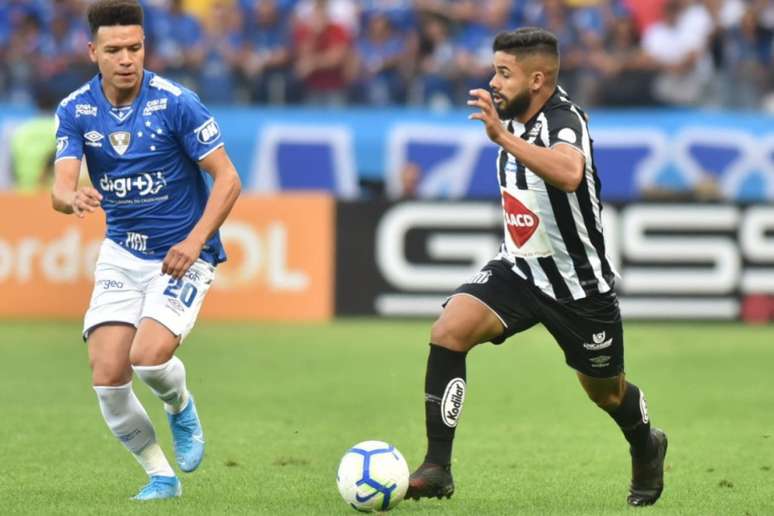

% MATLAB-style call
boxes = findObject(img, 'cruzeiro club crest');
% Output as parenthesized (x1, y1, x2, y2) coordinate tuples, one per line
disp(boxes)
(109, 131, 131, 155)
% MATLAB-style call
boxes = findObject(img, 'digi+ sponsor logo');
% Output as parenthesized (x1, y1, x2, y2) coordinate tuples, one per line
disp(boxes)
(100, 171, 167, 198)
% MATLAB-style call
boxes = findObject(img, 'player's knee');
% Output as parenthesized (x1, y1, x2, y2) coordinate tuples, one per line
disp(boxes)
(90, 360, 131, 386)
(430, 319, 474, 353)
(586, 389, 625, 412)
(129, 345, 172, 367)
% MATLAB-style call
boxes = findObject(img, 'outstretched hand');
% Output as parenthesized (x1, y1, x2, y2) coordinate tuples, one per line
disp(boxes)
(467, 89, 505, 143)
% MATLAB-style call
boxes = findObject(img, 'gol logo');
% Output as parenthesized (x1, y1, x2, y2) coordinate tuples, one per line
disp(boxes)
(502, 191, 539, 247)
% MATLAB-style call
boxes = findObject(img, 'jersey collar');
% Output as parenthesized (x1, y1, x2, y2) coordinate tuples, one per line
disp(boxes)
(93, 70, 152, 124)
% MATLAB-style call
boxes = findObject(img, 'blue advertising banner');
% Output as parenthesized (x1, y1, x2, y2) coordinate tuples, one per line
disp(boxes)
(2, 105, 772, 201)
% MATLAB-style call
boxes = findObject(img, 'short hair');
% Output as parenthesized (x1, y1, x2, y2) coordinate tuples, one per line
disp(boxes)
(492, 27, 559, 59)
(87, 0, 144, 35)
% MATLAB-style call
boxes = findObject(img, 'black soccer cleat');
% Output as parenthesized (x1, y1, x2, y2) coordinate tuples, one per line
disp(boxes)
(627, 428, 668, 507)
(405, 462, 455, 501)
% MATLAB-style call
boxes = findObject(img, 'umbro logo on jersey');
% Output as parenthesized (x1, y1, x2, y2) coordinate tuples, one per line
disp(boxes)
(583, 331, 613, 350)
(589, 355, 611, 368)
(109, 131, 131, 155)
(502, 191, 539, 247)
(84, 131, 104, 147)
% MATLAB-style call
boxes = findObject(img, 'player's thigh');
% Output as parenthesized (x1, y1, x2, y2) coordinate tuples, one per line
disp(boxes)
(130, 317, 180, 366)
(88, 323, 136, 386)
(431, 260, 538, 352)
(83, 240, 146, 340)
(132, 259, 216, 365)
(540, 290, 624, 379)
(431, 294, 504, 352)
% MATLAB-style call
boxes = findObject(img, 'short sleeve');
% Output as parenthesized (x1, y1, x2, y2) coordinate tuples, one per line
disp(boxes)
(545, 105, 585, 153)
(54, 105, 83, 162)
(174, 93, 224, 162)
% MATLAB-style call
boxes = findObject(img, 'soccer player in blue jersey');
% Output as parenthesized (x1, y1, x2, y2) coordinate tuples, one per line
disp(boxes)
(51, 0, 241, 501)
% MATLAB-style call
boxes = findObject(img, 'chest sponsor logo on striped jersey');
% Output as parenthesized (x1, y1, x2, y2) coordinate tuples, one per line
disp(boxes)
(502, 191, 539, 247)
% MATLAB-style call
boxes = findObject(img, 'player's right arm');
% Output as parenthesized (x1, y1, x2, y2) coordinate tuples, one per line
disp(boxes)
(51, 158, 102, 217)
(50, 105, 102, 217)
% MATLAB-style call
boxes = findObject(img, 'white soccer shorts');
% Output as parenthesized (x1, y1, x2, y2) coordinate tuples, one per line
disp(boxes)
(83, 239, 215, 341)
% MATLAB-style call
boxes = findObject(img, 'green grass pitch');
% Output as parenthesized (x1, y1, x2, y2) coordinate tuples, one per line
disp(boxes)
(0, 320, 772, 515)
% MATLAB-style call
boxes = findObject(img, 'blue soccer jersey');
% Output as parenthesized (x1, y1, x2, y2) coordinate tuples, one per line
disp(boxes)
(54, 71, 227, 265)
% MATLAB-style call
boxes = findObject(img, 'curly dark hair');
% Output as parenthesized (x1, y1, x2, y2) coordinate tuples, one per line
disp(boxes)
(87, 0, 144, 35)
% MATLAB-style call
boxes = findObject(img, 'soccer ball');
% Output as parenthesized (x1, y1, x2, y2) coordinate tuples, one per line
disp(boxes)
(336, 440, 409, 512)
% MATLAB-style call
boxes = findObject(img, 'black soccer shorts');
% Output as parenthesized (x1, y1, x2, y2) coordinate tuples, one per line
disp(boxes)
(447, 259, 624, 378)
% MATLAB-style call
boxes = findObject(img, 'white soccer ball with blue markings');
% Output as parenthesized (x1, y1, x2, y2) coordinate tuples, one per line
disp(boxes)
(336, 440, 409, 512)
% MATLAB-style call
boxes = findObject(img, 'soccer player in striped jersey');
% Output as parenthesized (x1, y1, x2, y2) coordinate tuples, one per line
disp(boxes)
(406, 28, 667, 507)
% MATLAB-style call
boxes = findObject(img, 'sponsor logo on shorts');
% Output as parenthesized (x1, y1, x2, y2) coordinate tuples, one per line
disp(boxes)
(589, 355, 611, 368)
(502, 191, 539, 247)
(441, 378, 466, 428)
(99, 279, 124, 290)
(165, 297, 185, 315)
(583, 331, 613, 351)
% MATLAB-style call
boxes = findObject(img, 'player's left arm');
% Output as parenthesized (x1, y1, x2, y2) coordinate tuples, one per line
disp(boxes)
(468, 88, 585, 192)
(162, 147, 241, 279)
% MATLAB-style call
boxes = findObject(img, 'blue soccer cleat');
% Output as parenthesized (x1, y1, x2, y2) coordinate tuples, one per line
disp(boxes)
(168, 395, 205, 472)
(132, 475, 182, 500)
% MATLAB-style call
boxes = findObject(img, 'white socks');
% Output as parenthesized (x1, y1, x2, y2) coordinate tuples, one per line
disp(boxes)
(133, 356, 190, 414)
(93, 382, 174, 477)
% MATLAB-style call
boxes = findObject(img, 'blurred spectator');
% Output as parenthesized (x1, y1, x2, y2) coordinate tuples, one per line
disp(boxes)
(37, 1, 91, 100)
(454, 0, 515, 97)
(195, 1, 243, 103)
(0, 0, 772, 109)
(240, 0, 292, 104)
(145, 0, 205, 87)
(10, 86, 57, 193)
(589, 13, 659, 105)
(294, 0, 359, 34)
(415, 14, 456, 109)
(641, 0, 714, 106)
(291, 0, 354, 106)
(3, 13, 48, 104)
(352, 12, 410, 105)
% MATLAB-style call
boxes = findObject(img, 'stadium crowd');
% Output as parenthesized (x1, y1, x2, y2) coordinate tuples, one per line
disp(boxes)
(1, 0, 773, 110)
